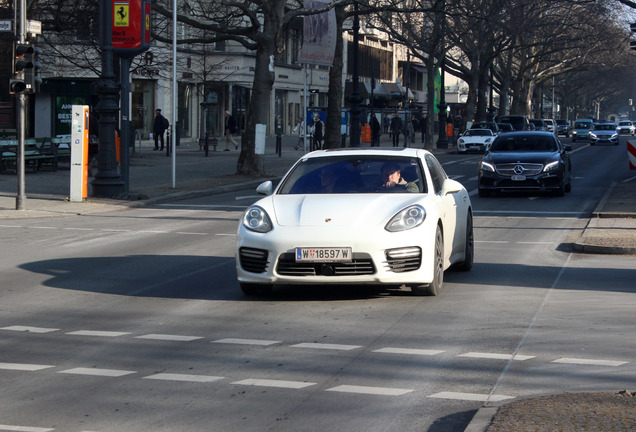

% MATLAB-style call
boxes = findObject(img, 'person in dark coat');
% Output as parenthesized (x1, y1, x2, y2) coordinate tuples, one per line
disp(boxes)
(390, 113, 403, 147)
(153, 109, 169, 151)
(370, 115, 381, 147)
(224, 111, 238, 150)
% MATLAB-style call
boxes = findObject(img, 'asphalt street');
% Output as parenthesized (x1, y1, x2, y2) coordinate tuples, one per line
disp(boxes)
(0, 134, 635, 431)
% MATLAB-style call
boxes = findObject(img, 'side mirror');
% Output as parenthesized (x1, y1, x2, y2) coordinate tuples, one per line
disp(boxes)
(442, 178, 463, 195)
(256, 181, 273, 195)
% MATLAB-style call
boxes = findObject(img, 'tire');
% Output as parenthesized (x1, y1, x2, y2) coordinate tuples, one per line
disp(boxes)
(412, 226, 444, 296)
(553, 179, 565, 196)
(240, 283, 273, 296)
(478, 187, 490, 198)
(453, 212, 474, 272)
(565, 179, 572, 193)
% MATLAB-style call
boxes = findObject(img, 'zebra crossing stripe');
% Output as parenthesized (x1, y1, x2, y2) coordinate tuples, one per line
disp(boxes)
(326, 385, 413, 396)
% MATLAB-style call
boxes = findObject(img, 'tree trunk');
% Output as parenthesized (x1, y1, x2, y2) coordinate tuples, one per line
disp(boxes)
(324, 5, 345, 149)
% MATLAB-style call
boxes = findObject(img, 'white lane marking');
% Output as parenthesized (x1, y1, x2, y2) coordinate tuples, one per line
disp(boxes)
(373, 347, 445, 356)
(31, 226, 55, 230)
(135, 334, 204, 342)
(159, 204, 247, 209)
(291, 343, 361, 351)
(62, 227, 94, 231)
(326, 385, 413, 396)
(459, 352, 535, 361)
(212, 338, 281, 346)
(235, 195, 261, 201)
(215, 233, 236, 236)
(0, 225, 23, 228)
(175, 232, 207, 235)
(0, 425, 54, 432)
(473, 210, 583, 216)
(66, 330, 131, 337)
(138, 230, 169, 234)
(101, 229, 131, 232)
(475, 240, 508, 244)
(450, 175, 465, 180)
(429, 391, 514, 402)
(469, 176, 478, 181)
(58, 368, 136, 377)
(233, 379, 315, 389)
(1, 326, 58, 333)
(143, 373, 223, 383)
(517, 241, 553, 245)
(551, 357, 628, 367)
(0, 363, 54, 371)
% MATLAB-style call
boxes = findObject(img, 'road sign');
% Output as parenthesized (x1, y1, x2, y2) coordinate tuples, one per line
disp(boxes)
(27, 20, 42, 35)
(0, 20, 12, 32)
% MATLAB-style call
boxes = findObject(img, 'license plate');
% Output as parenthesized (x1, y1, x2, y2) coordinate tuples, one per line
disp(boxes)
(295, 247, 352, 262)
(511, 175, 526, 181)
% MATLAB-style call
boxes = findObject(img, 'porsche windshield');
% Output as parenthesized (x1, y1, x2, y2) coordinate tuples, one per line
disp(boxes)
(277, 156, 426, 194)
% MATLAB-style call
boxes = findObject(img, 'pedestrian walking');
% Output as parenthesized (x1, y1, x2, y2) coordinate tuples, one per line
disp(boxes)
(310, 114, 324, 150)
(403, 116, 415, 148)
(153, 109, 169, 151)
(390, 113, 403, 147)
(370, 115, 381, 147)
(421, 113, 428, 144)
(224, 110, 238, 151)
(293, 117, 305, 150)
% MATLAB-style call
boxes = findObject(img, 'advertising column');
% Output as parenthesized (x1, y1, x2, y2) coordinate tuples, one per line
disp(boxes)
(70, 105, 90, 202)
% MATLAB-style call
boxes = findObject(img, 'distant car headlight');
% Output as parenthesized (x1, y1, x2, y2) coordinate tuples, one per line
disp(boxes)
(480, 161, 495, 172)
(385, 205, 426, 232)
(242, 206, 273, 233)
(610, 133, 618, 139)
(458, 138, 465, 144)
(589, 132, 598, 139)
(543, 161, 560, 172)
(572, 131, 578, 136)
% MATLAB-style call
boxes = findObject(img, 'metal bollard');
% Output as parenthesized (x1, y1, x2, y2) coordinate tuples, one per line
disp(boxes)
(204, 132, 209, 157)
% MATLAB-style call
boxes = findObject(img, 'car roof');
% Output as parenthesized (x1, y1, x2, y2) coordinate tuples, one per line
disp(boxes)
(302, 147, 430, 159)
(493, 131, 556, 138)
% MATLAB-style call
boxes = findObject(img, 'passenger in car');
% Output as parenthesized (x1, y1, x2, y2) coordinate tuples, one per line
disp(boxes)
(377, 162, 419, 192)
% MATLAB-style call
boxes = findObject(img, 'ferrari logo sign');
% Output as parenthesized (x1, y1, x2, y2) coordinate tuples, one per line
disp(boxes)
(114, 2, 130, 27)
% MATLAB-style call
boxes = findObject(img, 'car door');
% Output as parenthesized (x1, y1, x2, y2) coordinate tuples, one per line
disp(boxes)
(425, 155, 460, 264)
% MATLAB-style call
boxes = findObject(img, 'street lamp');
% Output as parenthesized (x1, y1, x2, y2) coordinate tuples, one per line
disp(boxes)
(92, 0, 124, 197)
(436, 1, 448, 149)
(349, 2, 362, 147)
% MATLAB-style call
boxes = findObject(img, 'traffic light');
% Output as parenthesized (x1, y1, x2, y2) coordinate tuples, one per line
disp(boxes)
(10, 42, 40, 94)
(24, 45, 42, 93)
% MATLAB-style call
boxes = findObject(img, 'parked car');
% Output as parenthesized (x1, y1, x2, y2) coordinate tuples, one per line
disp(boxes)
(555, 119, 571, 137)
(571, 119, 594, 142)
(457, 129, 495, 153)
(478, 132, 572, 197)
(590, 123, 619, 145)
(496, 123, 515, 133)
(616, 120, 635, 135)
(236, 148, 474, 297)
(498, 115, 531, 131)
(529, 119, 547, 131)
(543, 119, 556, 133)
(470, 121, 499, 135)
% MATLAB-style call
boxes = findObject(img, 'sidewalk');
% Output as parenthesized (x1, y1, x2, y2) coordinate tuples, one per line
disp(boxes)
(1, 135, 635, 430)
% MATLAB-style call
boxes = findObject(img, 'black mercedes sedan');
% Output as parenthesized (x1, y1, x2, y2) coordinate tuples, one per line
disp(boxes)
(478, 132, 572, 197)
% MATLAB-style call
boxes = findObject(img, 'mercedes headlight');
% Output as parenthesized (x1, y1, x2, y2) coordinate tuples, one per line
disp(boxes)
(385, 205, 426, 232)
(543, 161, 560, 172)
(480, 161, 495, 172)
(242, 206, 273, 233)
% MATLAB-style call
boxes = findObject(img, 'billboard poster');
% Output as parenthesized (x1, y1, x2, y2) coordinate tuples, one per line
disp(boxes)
(298, 0, 336, 66)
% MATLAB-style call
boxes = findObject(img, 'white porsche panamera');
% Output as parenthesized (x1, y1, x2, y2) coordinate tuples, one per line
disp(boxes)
(236, 148, 473, 296)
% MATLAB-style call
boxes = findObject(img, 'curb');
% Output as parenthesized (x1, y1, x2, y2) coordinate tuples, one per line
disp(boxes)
(464, 406, 498, 432)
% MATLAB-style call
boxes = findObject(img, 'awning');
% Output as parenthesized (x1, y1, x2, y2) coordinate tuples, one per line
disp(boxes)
(383, 82, 403, 96)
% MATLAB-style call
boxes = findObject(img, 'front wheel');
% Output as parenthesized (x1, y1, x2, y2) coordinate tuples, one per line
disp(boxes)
(412, 226, 444, 296)
(453, 212, 474, 272)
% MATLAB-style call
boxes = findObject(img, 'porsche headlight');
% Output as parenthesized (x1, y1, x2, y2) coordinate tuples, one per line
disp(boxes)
(589, 132, 598, 139)
(543, 161, 559, 172)
(385, 205, 426, 232)
(242, 206, 273, 233)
